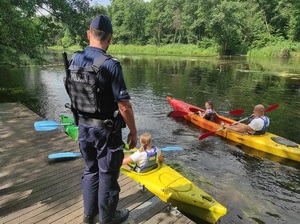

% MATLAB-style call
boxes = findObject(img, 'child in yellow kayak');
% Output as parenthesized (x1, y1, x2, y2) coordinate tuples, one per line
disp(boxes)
(122, 133, 164, 172)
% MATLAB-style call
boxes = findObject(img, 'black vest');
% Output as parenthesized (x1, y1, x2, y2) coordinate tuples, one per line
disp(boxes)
(66, 54, 111, 117)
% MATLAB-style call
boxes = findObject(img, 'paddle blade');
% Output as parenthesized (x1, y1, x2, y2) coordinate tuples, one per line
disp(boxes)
(229, 109, 244, 116)
(172, 111, 189, 117)
(34, 121, 60, 131)
(198, 131, 216, 140)
(48, 152, 81, 159)
(265, 104, 279, 113)
(161, 146, 184, 151)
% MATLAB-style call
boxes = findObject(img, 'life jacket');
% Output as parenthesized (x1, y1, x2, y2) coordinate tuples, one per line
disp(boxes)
(203, 109, 215, 121)
(66, 53, 110, 115)
(134, 147, 158, 173)
(253, 116, 269, 135)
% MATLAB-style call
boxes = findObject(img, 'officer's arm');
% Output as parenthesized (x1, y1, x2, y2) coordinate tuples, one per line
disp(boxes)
(118, 100, 137, 148)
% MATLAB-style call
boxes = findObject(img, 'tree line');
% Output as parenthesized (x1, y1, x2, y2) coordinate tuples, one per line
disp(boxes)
(1, 0, 300, 65)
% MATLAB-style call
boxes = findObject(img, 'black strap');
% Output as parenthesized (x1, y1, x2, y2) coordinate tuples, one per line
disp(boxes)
(79, 117, 104, 126)
(92, 54, 110, 73)
(69, 53, 109, 73)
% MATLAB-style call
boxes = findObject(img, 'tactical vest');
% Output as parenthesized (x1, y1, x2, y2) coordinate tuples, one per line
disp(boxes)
(254, 116, 269, 135)
(135, 147, 158, 173)
(66, 53, 110, 115)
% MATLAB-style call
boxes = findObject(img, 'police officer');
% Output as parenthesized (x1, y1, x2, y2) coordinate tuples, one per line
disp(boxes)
(65, 14, 137, 224)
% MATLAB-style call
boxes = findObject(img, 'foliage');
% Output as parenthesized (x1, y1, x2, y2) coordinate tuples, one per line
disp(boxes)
(0, 0, 90, 65)
(1, 0, 300, 65)
(248, 40, 300, 57)
(109, 0, 148, 44)
(61, 28, 75, 48)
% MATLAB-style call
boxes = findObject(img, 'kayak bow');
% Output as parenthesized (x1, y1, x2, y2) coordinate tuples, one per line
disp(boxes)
(121, 164, 227, 223)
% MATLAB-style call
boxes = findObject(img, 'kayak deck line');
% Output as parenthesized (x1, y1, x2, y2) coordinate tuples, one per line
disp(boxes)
(167, 96, 300, 162)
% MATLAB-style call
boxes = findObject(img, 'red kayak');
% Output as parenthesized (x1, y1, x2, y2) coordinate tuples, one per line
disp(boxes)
(167, 96, 300, 162)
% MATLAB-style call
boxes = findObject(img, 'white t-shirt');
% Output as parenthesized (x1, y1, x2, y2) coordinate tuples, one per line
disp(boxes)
(248, 116, 269, 133)
(130, 147, 162, 168)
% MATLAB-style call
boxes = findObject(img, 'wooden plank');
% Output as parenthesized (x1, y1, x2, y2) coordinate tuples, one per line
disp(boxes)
(173, 214, 196, 224)
(144, 207, 185, 224)
(127, 196, 167, 223)
(0, 164, 82, 212)
(1, 178, 80, 223)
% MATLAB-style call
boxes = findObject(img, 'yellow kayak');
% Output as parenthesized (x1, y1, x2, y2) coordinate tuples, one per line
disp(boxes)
(167, 96, 300, 162)
(60, 114, 227, 222)
(121, 163, 227, 223)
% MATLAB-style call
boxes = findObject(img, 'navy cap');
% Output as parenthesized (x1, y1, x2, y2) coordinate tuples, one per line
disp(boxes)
(91, 14, 113, 34)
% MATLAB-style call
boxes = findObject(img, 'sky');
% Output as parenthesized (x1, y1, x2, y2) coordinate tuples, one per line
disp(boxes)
(90, 0, 151, 6)
(90, 0, 111, 6)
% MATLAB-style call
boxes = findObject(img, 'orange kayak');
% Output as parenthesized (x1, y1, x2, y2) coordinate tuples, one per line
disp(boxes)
(167, 96, 300, 162)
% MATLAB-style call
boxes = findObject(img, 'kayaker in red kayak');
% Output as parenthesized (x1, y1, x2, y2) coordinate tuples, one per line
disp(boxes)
(195, 101, 218, 121)
(123, 133, 164, 172)
(226, 104, 270, 135)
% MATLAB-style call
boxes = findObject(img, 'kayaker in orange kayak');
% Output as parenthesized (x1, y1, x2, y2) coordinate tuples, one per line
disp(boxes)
(195, 101, 218, 121)
(226, 104, 270, 135)
(123, 133, 164, 172)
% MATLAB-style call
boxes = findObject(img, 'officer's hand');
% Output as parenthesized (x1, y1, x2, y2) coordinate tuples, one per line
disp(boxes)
(127, 132, 137, 149)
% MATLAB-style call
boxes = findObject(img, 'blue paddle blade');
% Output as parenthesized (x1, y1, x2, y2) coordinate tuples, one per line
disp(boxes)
(34, 120, 60, 131)
(161, 146, 183, 151)
(34, 120, 73, 131)
(48, 152, 81, 159)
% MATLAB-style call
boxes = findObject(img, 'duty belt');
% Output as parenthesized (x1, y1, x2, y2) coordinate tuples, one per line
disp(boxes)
(78, 117, 114, 132)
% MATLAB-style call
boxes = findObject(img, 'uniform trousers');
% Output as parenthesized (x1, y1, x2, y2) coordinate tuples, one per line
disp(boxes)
(78, 122, 124, 223)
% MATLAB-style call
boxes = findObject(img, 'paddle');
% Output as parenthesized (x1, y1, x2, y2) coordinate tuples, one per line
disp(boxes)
(34, 120, 73, 131)
(172, 109, 244, 117)
(198, 116, 252, 140)
(48, 146, 184, 159)
(264, 103, 279, 112)
(198, 104, 279, 140)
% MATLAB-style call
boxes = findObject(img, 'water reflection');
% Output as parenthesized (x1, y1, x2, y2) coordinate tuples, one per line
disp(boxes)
(0, 53, 299, 224)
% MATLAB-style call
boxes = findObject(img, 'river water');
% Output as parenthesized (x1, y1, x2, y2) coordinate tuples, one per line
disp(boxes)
(0, 52, 299, 224)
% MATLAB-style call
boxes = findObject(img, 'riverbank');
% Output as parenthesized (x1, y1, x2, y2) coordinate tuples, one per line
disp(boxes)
(49, 42, 300, 58)
(49, 44, 220, 57)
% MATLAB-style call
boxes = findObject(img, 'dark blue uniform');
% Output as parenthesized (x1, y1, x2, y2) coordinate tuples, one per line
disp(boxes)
(71, 46, 130, 223)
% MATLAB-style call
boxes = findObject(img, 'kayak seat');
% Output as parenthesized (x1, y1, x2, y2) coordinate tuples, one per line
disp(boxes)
(132, 163, 158, 173)
(139, 163, 158, 173)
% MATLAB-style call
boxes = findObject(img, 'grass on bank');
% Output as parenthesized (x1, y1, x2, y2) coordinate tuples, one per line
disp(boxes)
(49, 42, 300, 58)
(48, 44, 220, 57)
(248, 41, 300, 58)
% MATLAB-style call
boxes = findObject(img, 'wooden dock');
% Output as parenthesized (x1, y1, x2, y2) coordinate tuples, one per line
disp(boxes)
(0, 103, 195, 224)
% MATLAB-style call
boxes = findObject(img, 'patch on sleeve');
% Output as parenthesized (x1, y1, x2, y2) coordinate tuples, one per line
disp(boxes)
(120, 90, 128, 96)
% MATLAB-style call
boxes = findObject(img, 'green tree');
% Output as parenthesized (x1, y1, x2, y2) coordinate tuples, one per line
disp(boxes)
(0, 0, 44, 65)
(61, 28, 75, 48)
(109, 0, 148, 44)
(181, 0, 203, 44)
(196, 0, 268, 54)
(0, 0, 90, 65)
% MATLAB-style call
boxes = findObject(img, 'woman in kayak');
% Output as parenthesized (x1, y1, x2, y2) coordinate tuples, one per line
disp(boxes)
(122, 133, 164, 172)
(196, 101, 217, 121)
